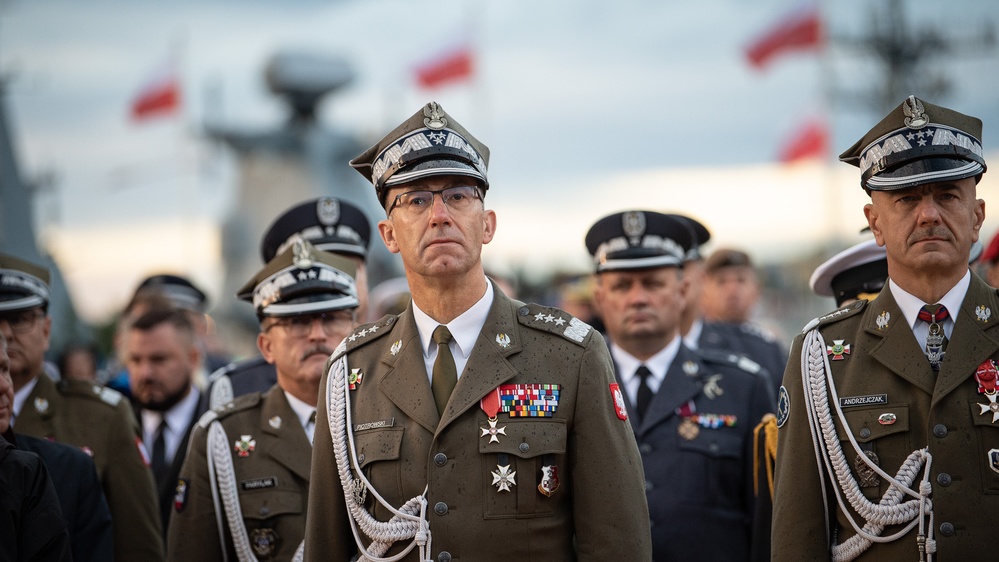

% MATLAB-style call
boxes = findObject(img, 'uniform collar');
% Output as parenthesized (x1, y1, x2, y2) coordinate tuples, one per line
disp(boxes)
(283, 389, 316, 432)
(610, 334, 681, 386)
(141, 386, 200, 437)
(412, 277, 494, 361)
(889, 269, 970, 329)
(11, 376, 38, 425)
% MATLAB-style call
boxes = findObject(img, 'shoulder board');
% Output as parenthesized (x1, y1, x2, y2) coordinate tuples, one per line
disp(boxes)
(694, 349, 762, 375)
(209, 391, 262, 421)
(516, 303, 591, 346)
(338, 315, 398, 358)
(739, 322, 777, 343)
(209, 373, 234, 410)
(801, 300, 867, 334)
(58, 381, 124, 407)
(196, 409, 219, 429)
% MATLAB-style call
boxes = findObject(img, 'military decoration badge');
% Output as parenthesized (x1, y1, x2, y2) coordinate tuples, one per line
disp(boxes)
(390, 339, 402, 356)
(776, 386, 790, 428)
(538, 464, 560, 497)
(495, 333, 511, 349)
(349, 368, 364, 390)
(135, 437, 151, 467)
(492, 464, 517, 492)
(479, 388, 507, 443)
(975, 360, 999, 423)
(234, 435, 256, 457)
(826, 339, 851, 360)
(989, 449, 999, 475)
(33, 397, 49, 413)
(174, 478, 190, 512)
(250, 528, 278, 557)
(497, 383, 560, 417)
(876, 311, 890, 330)
(977, 305, 992, 323)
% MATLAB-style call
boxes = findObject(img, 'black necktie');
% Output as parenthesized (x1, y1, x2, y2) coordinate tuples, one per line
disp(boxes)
(918, 304, 949, 371)
(635, 365, 654, 420)
(432, 326, 457, 415)
(151, 418, 169, 485)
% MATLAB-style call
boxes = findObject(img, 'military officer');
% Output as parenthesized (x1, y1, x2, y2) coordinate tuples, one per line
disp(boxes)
(586, 210, 774, 561)
(207, 196, 372, 410)
(773, 96, 995, 560)
(0, 251, 165, 561)
(305, 102, 652, 561)
(168, 240, 359, 561)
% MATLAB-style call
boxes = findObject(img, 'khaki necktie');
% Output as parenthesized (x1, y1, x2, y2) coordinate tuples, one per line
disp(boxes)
(432, 325, 457, 415)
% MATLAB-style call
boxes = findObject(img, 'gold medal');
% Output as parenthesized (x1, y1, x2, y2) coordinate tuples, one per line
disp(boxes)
(678, 418, 699, 440)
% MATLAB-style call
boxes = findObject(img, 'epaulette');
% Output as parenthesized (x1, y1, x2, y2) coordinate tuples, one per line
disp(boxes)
(801, 299, 868, 333)
(59, 380, 124, 407)
(335, 314, 398, 359)
(739, 322, 777, 343)
(516, 303, 592, 346)
(206, 392, 262, 425)
(694, 349, 762, 375)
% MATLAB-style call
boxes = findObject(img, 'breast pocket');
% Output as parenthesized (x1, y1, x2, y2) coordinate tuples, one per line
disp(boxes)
(836, 404, 911, 497)
(968, 401, 999, 494)
(479, 419, 567, 519)
(354, 427, 405, 515)
(238, 488, 305, 560)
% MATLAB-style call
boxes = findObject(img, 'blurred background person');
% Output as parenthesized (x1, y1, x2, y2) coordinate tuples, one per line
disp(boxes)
(57, 341, 100, 383)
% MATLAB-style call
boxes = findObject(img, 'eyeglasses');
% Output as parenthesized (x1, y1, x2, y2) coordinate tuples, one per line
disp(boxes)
(264, 311, 354, 338)
(0, 309, 43, 335)
(388, 185, 482, 216)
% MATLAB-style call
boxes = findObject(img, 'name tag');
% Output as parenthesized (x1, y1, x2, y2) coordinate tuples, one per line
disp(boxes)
(241, 477, 277, 490)
(839, 394, 888, 408)
(353, 418, 395, 432)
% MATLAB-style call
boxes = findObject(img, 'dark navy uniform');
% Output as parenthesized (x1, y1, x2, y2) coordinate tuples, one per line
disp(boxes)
(699, 320, 785, 400)
(613, 345, 773, 561)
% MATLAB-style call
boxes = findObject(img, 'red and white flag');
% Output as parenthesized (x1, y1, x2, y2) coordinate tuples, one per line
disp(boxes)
(413, 44, 474, 90)
(129, 59, 181, 121)
(745, 3, 823, 70)
(778, 117, 828, 163)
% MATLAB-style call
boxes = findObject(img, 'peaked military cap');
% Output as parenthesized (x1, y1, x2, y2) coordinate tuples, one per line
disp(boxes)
(585, 211, 693, 272)
(840, 95, 986, 191)
(667, 214, 711, 261)
(260, 197, 371, 262)
(136, 274, 208, 313)
(237, 239, 359, 318)
(809, 239, 888, 306)
(0, 252, 50, 312)
(349, 101, 490, 206)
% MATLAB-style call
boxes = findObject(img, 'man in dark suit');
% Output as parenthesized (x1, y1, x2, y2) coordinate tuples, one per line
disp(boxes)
(305, 102, 652, 561)
(123, 306, 207, 538)
(586, 210, 774, 562)
(774, 96, 995, 560)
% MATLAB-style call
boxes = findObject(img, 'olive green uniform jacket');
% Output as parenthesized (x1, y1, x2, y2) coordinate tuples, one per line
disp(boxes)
(168, 385, 312, 561)
(15, 375, 165, 561)
(305, 290, 653, 562)
(773, 275, 999, 560)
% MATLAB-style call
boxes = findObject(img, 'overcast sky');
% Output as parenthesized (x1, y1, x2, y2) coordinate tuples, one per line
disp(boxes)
(2, 0, 998, 321)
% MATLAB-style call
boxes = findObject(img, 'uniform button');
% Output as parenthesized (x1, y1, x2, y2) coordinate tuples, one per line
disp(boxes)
(709, 442, 719, 453)
(940, 522, 955, 536)
(519, 442, 530, 453)
(645, 480, 653, 492)
(937, 473, 952, 486)
(434, 502, 448, 515)
(518, 307, 530, 316)
(259, 505, 269, 516)
(438, 551, 452, 562)
(639, 443, 653, 454)
(357, 453, 365, 464)
(933, 424, 948, 438)
(859, 428, 871, 438)
(434, 453, 448, 466)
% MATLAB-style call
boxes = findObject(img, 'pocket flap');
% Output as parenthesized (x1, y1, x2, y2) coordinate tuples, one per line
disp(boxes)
(836, 404, 910, 443)
(478, 419, 566, 458)
(353, 426, 405, 468)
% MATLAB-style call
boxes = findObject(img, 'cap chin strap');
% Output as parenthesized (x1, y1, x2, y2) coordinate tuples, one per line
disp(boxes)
(799, 328, 935, 561)
(325, 348, 432, 562)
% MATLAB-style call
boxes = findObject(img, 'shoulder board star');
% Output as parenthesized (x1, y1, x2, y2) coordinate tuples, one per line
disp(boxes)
(554, 317, 566, 326)
(349, 333, 358, 342)
(535, 312, 546, 321)
(545, 314, 555, 322)
(308, 270, 317, 279)
(298, 272, 308, 281)
(368, 324, 379, 333)
(358, 328, 369, 337)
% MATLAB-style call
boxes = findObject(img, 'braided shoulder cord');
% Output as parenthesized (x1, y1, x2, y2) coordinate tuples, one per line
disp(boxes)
(210, 375, 235, 410)
(325, 351, 432, 562)
(800, 328, 936, 561)
(208, 421, 259, 562)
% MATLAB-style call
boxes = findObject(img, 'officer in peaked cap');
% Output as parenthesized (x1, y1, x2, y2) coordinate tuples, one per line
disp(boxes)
(810, 239, 889, 308)
(137, 274, 209, 313)
(305, 102, 652, 562)
(585, 210, 774, 561)
(169, 240, 359, 561)
(774, 96, 994, 561)
(207, 196, 373, 411)
(0, 252, 166, 561)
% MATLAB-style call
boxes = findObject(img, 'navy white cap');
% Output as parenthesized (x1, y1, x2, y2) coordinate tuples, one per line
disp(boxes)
(135, 274, 208, 313)
(237, 239, 358, 318)
(349, 102, 490, 206)
(667, 214, 710, 261)
(585, 211, 693, 272)
(0, 252, 50, 313)
(809, 240, 888, 306)
(260, 197, 371, 262)
(840, 95, 986, 191)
